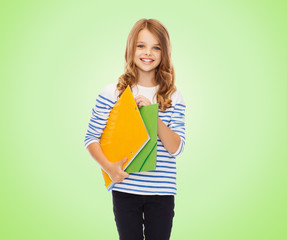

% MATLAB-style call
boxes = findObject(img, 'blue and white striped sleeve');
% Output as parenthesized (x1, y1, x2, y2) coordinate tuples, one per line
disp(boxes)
(84, 85, 116, 149)
(168, 90, 186, 157)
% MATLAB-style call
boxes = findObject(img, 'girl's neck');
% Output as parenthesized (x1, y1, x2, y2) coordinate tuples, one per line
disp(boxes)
(136, 69, 157, 87)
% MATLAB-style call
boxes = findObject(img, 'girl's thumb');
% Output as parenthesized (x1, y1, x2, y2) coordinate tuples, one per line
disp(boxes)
(120, 157, 128, 166)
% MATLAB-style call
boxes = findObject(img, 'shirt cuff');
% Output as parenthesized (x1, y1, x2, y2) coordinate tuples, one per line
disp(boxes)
(85, 139, 100, 149)
(169, 137, 185, 157)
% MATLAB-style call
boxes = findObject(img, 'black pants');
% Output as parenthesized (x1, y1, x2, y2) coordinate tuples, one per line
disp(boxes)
(112, 190, 175, 240)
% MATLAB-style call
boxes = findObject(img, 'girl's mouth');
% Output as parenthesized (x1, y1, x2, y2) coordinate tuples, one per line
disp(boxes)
(140, 58, 154, 64)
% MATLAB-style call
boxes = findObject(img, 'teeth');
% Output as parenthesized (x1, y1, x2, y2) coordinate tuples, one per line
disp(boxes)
(141, 59, 153, 62)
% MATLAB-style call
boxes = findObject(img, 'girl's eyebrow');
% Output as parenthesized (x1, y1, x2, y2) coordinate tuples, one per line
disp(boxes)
(137, 41, 161, 46)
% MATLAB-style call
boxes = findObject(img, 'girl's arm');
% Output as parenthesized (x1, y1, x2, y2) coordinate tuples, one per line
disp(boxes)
(135, 92, 186, 157)
(85, 84, 130, 183)
(86, 142, 129, 183)
(158, 118, 181, 154)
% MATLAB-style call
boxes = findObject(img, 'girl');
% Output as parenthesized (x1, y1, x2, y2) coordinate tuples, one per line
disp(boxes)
(84, 18, 186, 240)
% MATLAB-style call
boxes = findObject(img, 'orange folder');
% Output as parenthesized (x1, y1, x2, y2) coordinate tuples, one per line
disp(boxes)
(100, 85, 150, 190)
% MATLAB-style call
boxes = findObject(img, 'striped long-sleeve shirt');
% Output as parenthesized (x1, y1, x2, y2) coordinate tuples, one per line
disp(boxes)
(84, 83, 186, 195)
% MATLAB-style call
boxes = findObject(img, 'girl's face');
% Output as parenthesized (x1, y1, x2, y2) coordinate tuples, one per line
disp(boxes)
(133, 28, 161, 74)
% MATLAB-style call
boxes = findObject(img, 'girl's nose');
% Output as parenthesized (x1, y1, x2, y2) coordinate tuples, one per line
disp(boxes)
(145, 49, 151, 56)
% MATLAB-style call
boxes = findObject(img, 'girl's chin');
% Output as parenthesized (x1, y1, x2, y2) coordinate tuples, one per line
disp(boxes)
(135, 63, 158, 72)
(137, 67, 157, 73)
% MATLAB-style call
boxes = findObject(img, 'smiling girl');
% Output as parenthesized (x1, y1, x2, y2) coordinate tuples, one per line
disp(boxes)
(84, 18, 186, 240)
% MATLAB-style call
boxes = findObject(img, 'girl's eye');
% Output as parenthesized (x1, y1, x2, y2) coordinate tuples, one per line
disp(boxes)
(137, 45, 161, 50)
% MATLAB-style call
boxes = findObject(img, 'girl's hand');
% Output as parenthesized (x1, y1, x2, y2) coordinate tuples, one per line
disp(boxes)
(106, 157, 130, 183)
(135, 95, 151, 108)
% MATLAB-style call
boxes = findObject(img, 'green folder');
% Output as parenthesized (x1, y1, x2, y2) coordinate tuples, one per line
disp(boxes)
(125, 103, 158, 173)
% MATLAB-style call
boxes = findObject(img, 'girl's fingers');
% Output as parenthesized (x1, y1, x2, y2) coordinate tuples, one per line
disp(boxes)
(114, 171, 129, 183)
(135, 96, 151, 108)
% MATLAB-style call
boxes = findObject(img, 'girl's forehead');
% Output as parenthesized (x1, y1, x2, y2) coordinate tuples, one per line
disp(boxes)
(137, 30, 160, 45)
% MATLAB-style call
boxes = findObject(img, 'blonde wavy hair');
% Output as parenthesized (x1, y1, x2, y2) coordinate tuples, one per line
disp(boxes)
(116, 18, 176, 111)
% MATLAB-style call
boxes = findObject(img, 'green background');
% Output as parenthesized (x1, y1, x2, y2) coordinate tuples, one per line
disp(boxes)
(1, 0, 286, 239)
